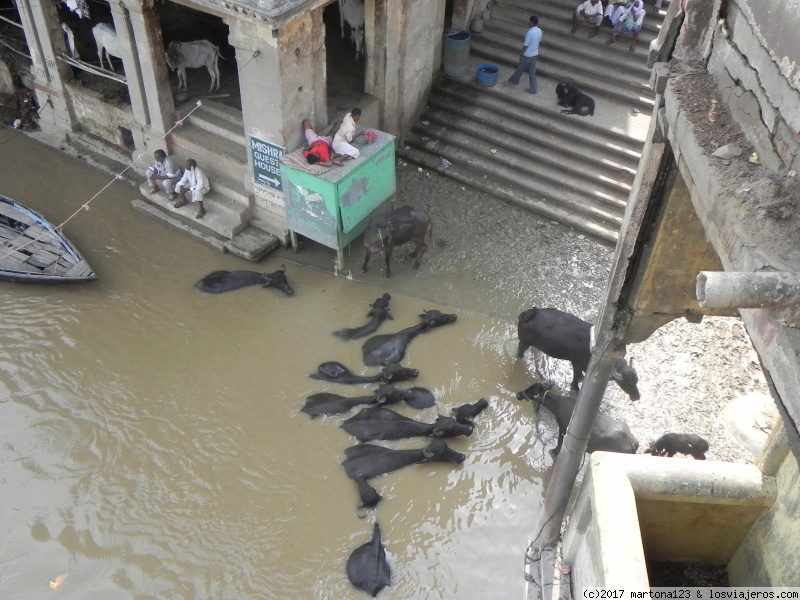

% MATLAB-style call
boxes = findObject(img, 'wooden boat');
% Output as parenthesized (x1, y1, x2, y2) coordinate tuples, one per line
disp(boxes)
(0, 195, 97, 283)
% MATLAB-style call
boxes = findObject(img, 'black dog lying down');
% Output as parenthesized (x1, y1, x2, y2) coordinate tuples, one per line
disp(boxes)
(556, 82, 595, 117)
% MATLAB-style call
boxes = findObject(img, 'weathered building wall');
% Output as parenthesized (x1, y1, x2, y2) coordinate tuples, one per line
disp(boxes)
(67, 83, 136, 148)
(707, 0, 800, 173)
(399, 0, 444, 134)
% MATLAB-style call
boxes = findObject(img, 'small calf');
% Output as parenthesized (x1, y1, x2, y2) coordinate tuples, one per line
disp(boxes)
(644, 433, 709, 460)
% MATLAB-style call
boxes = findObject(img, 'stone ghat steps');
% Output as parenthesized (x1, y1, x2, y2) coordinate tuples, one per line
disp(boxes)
(397, 71, 650, 244)
(397, 0, 663, 243)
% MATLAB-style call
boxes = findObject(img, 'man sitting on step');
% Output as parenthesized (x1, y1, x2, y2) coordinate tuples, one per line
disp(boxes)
(145, 149, 181, 196)
(571, 0, 605, 38)
(171, 159, 210, 220)
(302, 118, 345, 167)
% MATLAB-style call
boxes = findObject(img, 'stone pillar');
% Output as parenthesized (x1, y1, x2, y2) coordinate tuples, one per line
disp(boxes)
(109, 2, 150, 153)
(229, 10, 326, 240)
(366, 0, 403, 132)
(125, 1, 175, 147)
(15, 0, 77, 135)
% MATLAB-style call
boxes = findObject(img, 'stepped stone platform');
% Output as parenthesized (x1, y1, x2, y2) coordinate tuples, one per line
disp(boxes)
(400, 0, 666, 243)
(131, 100, 279, 262)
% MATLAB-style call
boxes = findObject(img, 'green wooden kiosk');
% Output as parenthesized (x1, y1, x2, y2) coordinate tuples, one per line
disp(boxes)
(280, 131, 396, 270)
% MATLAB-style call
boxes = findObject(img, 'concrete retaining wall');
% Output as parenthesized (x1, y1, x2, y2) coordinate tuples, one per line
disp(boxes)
(66, 83, 135, 150)
(562, 453, 776, 591)
(728, 423, 800, 586)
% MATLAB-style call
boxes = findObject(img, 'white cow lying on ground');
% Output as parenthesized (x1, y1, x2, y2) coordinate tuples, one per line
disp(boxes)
(338, 0, 365, 61)
(92, 23, 122, 72)
(165, 40, 222, 92)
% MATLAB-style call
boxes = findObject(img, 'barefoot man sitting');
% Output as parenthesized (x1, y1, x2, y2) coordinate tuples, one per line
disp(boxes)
(145, 149, 181, 195)
(171, 159, 210, 220)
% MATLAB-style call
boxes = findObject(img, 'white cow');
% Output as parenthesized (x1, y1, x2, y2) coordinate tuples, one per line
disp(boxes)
(165, 40, 222, 93)
(92, 23, 122, 72)
(338, 0, 365, 61)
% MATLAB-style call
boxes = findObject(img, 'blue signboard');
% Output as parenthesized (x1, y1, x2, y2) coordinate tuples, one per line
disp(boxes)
(250, 135, 284, 191)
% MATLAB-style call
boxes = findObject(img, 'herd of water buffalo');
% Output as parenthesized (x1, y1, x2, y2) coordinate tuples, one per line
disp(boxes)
(192, 211, 710, 596)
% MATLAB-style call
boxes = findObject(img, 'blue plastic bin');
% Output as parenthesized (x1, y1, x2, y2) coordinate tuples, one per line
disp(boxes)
(476, 64, 499, 87)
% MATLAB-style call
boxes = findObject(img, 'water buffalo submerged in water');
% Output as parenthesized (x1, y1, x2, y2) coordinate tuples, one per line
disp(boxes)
(452, 398, 490, 425)
(300, 391, 379, 418)
(361, 309, 457, 366)
(334, 293, 393, 340)
(194, 266, 294, 295)
(374, 383, 436, 409)
(342, 440, 465, 508)
(308, 361, 419, 385)
(341, 406, 474, 442)
(362, 206, 432, 278)
(517, 307, 640, 400)
(645, 433, 709, 459)
(346, 523, 391, 597)
(516, 381, 639, 455)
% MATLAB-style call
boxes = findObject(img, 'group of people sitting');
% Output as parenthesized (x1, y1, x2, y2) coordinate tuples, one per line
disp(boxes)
(572, 0, 647, 51)
(302, 106, 373, 167)
(145, 151, 210, 220)
(142, 106, 373, 220)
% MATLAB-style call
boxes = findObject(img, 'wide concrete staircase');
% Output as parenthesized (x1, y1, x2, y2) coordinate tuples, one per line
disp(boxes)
(133, 100, 278, 260)
(400, 0, 668, 244)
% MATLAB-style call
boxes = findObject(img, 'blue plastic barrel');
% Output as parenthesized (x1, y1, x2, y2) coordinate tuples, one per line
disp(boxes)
(476, 64, 499, 87)
(443, 30, 471, 77)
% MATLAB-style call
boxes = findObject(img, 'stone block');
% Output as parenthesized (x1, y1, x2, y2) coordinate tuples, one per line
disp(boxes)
(673, 0, 720, 64)
(729, 88, 783, 172)
(650, 62, 675, 94)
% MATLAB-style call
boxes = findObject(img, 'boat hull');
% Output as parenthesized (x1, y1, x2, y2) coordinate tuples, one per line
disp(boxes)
(0, 195, 97, 283)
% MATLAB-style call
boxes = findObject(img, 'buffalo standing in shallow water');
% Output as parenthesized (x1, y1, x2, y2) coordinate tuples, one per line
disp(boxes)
(516, 381, 639, 455)
(346, 523, 391, 597)
(362, 206, 432, 278)
(517, 307, 640, 400)
(334, 293, 393, 340)
(361, 309, 457, 366)
(194, 265, 294, 295)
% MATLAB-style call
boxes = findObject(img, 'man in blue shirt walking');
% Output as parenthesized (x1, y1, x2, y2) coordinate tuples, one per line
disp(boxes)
(506, 15, 542, 94)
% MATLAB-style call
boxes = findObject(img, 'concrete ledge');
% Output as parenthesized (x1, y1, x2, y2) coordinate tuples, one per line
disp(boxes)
(131, 199, 227, 253)
(562, 453, 776, 590)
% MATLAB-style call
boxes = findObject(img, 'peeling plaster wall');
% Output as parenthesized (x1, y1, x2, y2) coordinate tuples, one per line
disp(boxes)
(707, 0, 800, 174)
(398, 0, 444, 134)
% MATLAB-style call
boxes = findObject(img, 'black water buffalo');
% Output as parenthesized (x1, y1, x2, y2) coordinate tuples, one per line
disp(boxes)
(362, 310, 457, 366)
(194, 265, 294, 295)
(342, 440, 465, 507)
(308, 361, 419, 385)
(375, 384, 436, 409)
(452, 398, 490, 425)
(517, 307, 640, 401)
(347, 523, 391, 597)
(516, 382, 639, 455)
(341, 406, 473, 442)
(300, 391, 379, 418)
(334, 293, 393, 340)
(362, 206, 432, 278)
(645, 433, 709, 459)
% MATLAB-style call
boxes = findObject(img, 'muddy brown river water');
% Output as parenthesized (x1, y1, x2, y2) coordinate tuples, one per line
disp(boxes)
(0, 131, 549, 599)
